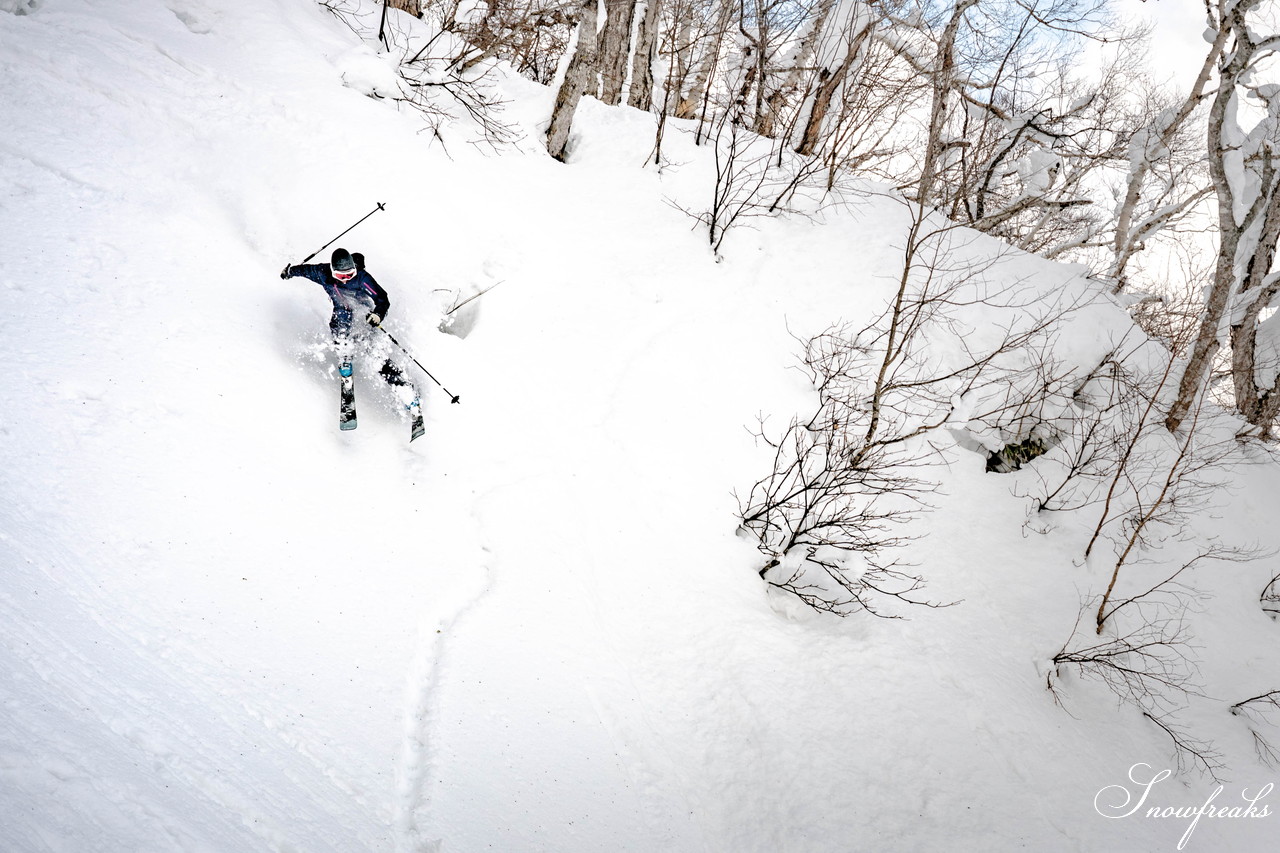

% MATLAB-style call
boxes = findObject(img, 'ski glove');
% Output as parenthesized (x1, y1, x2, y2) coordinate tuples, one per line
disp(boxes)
(280, 264, 292, 279)
(366, 312, 382, 327)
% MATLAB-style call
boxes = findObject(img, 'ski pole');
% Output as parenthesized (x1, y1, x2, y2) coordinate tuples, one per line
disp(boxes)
(300, 202, 387, 264)
(377, 325, 462, 404)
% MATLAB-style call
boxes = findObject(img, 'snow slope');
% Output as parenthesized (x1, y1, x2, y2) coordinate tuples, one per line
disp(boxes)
(3, 1, 1280, 851)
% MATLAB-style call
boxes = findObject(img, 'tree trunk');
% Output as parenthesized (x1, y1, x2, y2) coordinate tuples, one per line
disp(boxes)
(676, 0, 735, 120)
(598, 0, 638, 105)
(751, 12, 769, 131)
(732, 54, 759, 124)
(627, 0, 661, 110)
(755, 0, 835, 139)
(665, 4, 697, 119)
(1229, 170, 1280, 434)
(1166, 0, 1265, 433)
(386, 0, 422, 17)
(1164, 250, 1237, 434)
(546, 0, 601, 161)
(916, 0, 977, 204)
(795, 30, 864, 156)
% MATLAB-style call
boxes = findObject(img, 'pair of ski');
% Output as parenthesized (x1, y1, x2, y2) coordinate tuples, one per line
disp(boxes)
(340, 364, 425, 442)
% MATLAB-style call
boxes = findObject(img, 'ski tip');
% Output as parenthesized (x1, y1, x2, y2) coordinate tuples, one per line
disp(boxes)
(341, 420, 358, 431)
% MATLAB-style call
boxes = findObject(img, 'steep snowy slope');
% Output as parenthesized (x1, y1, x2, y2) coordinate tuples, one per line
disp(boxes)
(4, 1, 1280, 852)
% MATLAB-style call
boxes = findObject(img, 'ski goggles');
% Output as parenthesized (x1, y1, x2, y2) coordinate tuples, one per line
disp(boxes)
(333, 267, 357, 282)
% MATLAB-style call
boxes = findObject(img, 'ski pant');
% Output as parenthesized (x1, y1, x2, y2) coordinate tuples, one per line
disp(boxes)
(334, 333, 415, 400)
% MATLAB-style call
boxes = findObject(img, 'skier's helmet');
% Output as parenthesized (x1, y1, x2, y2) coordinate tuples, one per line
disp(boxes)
(332, 248, 357, 281)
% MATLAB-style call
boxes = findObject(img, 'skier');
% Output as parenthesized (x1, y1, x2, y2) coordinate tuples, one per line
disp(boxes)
(281, 248, 424, 440)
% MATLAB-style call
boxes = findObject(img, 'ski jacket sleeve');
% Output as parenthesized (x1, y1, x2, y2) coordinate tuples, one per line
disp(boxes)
(360, 271, 391, 319)
(285, 263, 329, 285)
(286, 263, 352, 336)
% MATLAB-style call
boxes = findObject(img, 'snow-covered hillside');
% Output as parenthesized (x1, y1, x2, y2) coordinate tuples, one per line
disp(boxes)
(4, 1, 1280, 851)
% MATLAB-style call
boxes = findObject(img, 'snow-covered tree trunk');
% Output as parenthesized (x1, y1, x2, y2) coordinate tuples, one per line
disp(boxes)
(1224, 80, 1280, 436)
(546, 0, 602, 161)
(627, 0, 662, 110)
(386, 0, 422, 17)
(598, 0, 638, 105)
(666, 1, 695, 116)
(753, 0, 836, 139)
(750, 4, 769, 131)
(793, 1, 872, 157)
(915, 0, 976, 204)
(675, 0, 735, 120)
(651, 0, 695, 162)
(1166, 0, 1280, 434)
(1229, 176, 1280, 436)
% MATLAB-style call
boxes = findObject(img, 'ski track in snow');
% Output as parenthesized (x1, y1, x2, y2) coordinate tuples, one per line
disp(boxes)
(392, 496, 494, 853)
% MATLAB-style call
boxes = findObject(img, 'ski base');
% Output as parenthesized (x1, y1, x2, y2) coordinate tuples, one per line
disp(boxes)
(409, 402, 424, 442)
(340, 375, 357, 430)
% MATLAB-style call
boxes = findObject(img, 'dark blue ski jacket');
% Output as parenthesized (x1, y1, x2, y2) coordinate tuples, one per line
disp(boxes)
(285, 262, 390, 337)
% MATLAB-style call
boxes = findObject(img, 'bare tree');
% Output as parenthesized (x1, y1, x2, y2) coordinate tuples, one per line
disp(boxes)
(751, 0, 837, 137)
(649, 0, 711, 161)
(1102, 27, 1225, 294)
(1010, 322, 1243, 638)
(1050, 607, 1201, 713)
(452, 0, 577, 83)
(1232, 690, 1280, 768)
(699, 119, 776, 252)
(1050, 603, 1225, 779)
(737, 323, 942, 616)
(1263, 571, 1280, 620)
(676, 0, 736, 123)
(1026, 313, 1261, 781)
(546, 0, 600, 160)
(846, 0, 1175, 272)
(813, 26, 924, 187)
(323, 0, 520, 147)
(738, 193, 1081, 615)
(1166, 0, 1280, 435)
(908, 0, 976, 205)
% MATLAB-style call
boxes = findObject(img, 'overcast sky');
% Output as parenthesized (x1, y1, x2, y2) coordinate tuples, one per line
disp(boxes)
(1136, 1, 1214, 90)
